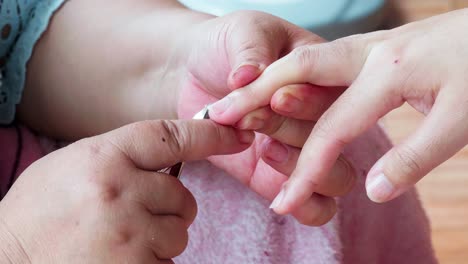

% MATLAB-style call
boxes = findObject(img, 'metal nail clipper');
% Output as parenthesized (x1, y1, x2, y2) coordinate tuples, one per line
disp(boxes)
(160, 106, 210, 179)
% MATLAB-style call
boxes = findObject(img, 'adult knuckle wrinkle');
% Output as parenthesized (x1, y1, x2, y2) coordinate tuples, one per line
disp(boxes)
(314, 119, 348, 147)
(292, 46, 317, 72)
(393, 146, 422, 177)
(337, 156, 355, 190)
(159, 120, 186, 156)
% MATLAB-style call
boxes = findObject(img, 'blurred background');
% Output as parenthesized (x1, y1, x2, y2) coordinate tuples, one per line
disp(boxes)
(179, 0, 468, 263)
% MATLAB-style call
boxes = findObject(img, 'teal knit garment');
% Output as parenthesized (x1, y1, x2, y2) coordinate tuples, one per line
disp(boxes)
(0, 0, 66, 124)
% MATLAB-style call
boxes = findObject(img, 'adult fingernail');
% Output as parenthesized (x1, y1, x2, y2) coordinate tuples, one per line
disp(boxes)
(264, 141, 289, 163)
(236, 117, 265, 130)
(276, 94, 302, 114)
(270, 187, 286, 209)
(236, 130, 255, 144)
(366, 173, 395, 203)
(209, 96, 232, 116)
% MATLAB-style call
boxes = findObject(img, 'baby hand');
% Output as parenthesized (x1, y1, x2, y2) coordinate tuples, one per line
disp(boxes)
(173, 10, 355, 225)
(175, 10, 324, 119)
(209, 9, 468, 214)
(0, 120, 252, 263)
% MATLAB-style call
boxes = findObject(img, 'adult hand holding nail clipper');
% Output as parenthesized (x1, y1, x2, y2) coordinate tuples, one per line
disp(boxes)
(0, 120, 253, 263)
(208, 9, 468, 214)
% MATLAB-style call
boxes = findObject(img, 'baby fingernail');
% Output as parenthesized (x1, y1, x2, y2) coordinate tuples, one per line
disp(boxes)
(366, 173, 395, 203)
(276, 94, 302, 114)
(237, 117, 265, 130)
(236, 130, 255, 144)
(264, 141, 289, 163)
(232, 63, 260, 86)
(270, 187, 286, 209)
(209, 96, 232, 116)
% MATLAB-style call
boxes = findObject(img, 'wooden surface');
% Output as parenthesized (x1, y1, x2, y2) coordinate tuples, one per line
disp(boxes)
(382, 1, 468, 263)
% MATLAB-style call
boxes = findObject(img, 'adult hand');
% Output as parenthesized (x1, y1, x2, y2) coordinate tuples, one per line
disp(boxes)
(173, 10, 356, 225)
(0, 120, 252, 263)
(207, 9, 468, 213)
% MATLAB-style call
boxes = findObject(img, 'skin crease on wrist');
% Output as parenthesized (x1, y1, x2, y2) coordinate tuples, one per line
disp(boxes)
(17, 0, 210, 140)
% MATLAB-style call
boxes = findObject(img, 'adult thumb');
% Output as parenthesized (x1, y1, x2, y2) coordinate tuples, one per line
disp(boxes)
(101, 120, 254, 171)
(366, 100, 468, 203)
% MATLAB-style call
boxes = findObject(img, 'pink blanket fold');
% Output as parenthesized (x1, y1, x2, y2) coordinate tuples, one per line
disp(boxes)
(176, 125, 436, 264)
(0, 125, 436, 263)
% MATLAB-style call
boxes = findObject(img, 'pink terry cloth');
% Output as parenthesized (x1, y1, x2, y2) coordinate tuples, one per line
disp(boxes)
(0, 125, 436, 263)
(176, 125, 437, 264)
(0, 124, 44, 197)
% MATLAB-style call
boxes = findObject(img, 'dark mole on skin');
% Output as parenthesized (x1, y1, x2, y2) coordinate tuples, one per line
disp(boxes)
(162, 137, 166, 142)
(394, 59, 400, 64)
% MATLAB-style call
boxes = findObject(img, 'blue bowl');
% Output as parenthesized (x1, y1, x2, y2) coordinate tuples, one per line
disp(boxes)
(178, 0, 387, 39)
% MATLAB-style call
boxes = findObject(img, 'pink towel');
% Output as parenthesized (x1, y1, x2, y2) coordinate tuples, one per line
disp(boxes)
(0, 125, 436, 263)
(176, 125, 436, 264)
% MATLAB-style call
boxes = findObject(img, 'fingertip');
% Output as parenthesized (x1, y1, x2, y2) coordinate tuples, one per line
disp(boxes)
(271, 92, 303, 115)
(235, 129, 255, 145)
(229, 63, 261, 90)
(236, 116, 265, 130)
(269, 186, 286, 211)
(270, 176, 314, 215)
(208, 92, 255, 125)
(235, 107, 272, 130)
(262, 139, 289, 164)
(207, 97, 235, 124)
(291, 195, 337, 226)
(366, 172, 396, 203)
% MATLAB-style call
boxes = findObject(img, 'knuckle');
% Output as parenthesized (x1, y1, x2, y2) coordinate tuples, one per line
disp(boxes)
(313, 118, 348, 148)
(89, 172, 123, 205)
(66, 139, 126, 204)
(72, 138, 107, 163)
(261, 117, 286, 137)
(329, 38, 353, 58)
(335, 157, 356, 196)
(182, 188, 198, 225)
(161, 218, 189, 258)
(297, 199, 337, 226)
(291, 46, 317, 74)
(160, 177, 197, 220)
(368, 41, 403, 65)
(254, 109, 281, 134)
(149, 217, 188, 259)
(98, 184, 121, 204)
(172, 228, 189, 257)
(158, 120, 187, 156)
(334, 34, 371, 62)
(114, 226, 133, 246)
(391, 146, 422, 182)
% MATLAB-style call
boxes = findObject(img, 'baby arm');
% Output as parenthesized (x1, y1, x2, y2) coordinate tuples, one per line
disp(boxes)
(17, 0, 210, 139)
